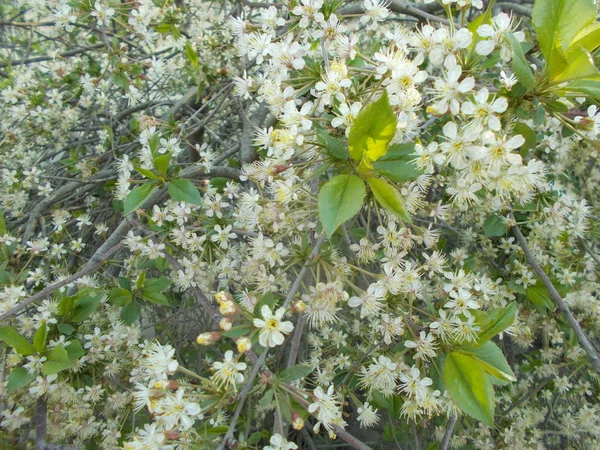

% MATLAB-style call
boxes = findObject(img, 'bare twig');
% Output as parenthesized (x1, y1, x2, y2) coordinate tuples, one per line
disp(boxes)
(510, 214, 600, 374)
(439, 415, 457, 450)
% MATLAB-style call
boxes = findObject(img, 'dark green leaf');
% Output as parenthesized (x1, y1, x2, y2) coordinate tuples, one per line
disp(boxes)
(316, 129, 348, 160)
(109, 287, 132, 306)
(71, 290, 105, 322)
(506, 33, 535, 89)
(483, 214, 507, 237)
(513, 123, 537, 153)
(222, 326, 254, 338)
(279, 365, 313, 382)
(66, 339, 85, 360)
(142, 290, 170, 306)
(121, 302, 140, 325)
(57, 323, 75, 335)
(526, 283, 555, 309)
(318, 174, 366, 237)
(7, 367, 36, 393)
(168, 179, 202, 205)
(143, 277, 171, 292)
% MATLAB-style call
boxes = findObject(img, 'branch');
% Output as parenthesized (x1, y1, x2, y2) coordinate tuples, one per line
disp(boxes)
(0, 43, 106, 68)
(510, 214, 600, 374)
(439, 415, 457, 450)
(338, 0, 450, 26)
(0, 243, 124, 323)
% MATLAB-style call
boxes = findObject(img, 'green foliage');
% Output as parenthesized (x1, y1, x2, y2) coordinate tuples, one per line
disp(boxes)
(33, 324, 47, 353)
(348, 91, 397, 167)
(316, 128, 348, 160)
(0, 326, 36, 355)
(505, 33, 535, 89)
(318, 174, 366, 237)
(371, 144, 422, 183)
(472, 302, 517, 346)
(483, 214, 507, 237)
(443, 352, 495, 426)
(367, 177, 411, 223)
(124, 182, 157, 215)
(42, 345, 73, 375)
(278, 365, 313, 382)
(7, 367, 36, 393)
(168, 179, 202, 205)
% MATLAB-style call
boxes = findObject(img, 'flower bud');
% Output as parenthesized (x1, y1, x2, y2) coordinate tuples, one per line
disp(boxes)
(219, 317, 233, 331)
(219, 300, 237, 316)
(196, 331, 220, 345)
(236, 337, 252, 353)
(164, 430, 180, 440)
(292, 300, 306, 313)
(215, 291, 233, 304)
(292, 412, 304, 430)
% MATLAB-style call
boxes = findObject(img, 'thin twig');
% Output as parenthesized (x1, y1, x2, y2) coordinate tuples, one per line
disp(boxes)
(439, 415, 457, 450)
(510, 214, 600, 374)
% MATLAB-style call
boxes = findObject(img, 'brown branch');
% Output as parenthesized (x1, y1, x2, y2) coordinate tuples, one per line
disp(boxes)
(510, 214, 600, 374)
(0, 43, 106, 68)
(0, 243, 124, 323)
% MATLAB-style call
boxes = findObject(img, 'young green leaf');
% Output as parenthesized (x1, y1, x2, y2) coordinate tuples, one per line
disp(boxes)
(367, 177, 411, 223)
(42, 345, 73, 375)
(318, 174, 366, 237)
(0, 325, 36, 355)
(33, 324, 48, 353)
(526, 283, 555, 309)
(462, 341, 517, 383)
(168, 179, 202, 205)
(443, 351, 495, 426)
(124, 182, 157, 215)
(7, 367, 36, 393)
(348, 91, 397, 164)
(66, 339, 86, 360)
(505, 33, 535, 89)
(371, 143, 423, 183)
(472, 302, 517, 346)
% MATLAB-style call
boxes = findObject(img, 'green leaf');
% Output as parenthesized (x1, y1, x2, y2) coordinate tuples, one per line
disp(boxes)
(318, 174, 366, 237)
(348, 91, 397, 164)
(33, 324, 48, 353)
(279, 365, 313, 382)
(7, 367, 36, 393)
(109, 287, 132, 306)
(505, 33, 535, 89)
(461, 341, 517, 383)
(124, 182, 157, 215)
(143, 277, 171, 292)
(564, 76, 600, 99)
(526, 283, 555, 309)
(443, 352, 495, 426)
(532, 0, 597, 68)
(316, 129, 348, 160)
(154, 154, 171, 176)
(168, 179, 202, 205)
(483, 214, 507, 237)
(121, 302, 140, 325)
(185, 41, 199, 68)
(570, 22, 600, 53)
(473, 302, 517, 346)
(0, 326, 35, 355)
(42, 345, 72, 375)
(513, 123, 537, 154)
(57, 323, 75, 335)
(142, 290, 170, 306)
(371, 144, 423, 183)
(66, 339, 85, 360)
(367, 177, 411, 223)
(554, 46, 598, 82)
(222, 326, 254, 338)
(134, 165, 159, 180)
(72, 290, 105, 322)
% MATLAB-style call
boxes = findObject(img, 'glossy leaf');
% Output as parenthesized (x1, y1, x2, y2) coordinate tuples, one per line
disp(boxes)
(318, 174, 366, 237)
(168, 179, 202, 205)
(443, 352, 495, 426)
(348, 91, 397, 164)
(367, 177, 411, 223)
